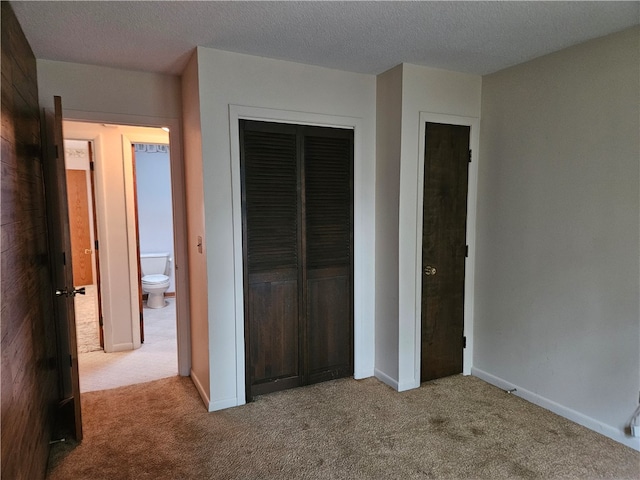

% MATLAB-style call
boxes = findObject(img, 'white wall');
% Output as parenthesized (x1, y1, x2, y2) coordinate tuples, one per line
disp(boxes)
(374, 64, 482, 391)
(37, 60, 181, 118)
(375, 65, 403, 386)
(398, 64, 482, 389)
(180, 52, 210, 403)
(135, 145, 176, 293)
(189, 46, 377, 410)
(474, 27, 640, 449)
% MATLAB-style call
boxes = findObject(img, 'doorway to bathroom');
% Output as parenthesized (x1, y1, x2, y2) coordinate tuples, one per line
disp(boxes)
(63, 121, 181, 392)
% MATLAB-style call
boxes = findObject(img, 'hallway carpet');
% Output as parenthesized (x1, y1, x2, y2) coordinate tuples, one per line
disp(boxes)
(47, 375, 639, 479)
(77, 298, 177, 392)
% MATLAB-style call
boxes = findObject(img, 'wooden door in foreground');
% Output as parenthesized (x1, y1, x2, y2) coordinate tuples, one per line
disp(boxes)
(421, 122, 470, 382)
(42, 96, 83, 441)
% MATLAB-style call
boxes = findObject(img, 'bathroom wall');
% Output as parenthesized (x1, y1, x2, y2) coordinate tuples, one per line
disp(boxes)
(134, 143, 176, 293)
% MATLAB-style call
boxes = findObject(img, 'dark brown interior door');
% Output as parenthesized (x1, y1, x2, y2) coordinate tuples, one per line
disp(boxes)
(421, 122, 470, 382)
(241, 121, 353, 400)
(42, 96, 83, 441)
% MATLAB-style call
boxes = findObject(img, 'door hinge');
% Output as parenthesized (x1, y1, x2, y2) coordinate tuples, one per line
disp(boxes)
(90, 161, 95, 171)
(463, 336, 467, 349)
(468, 150, 472, 163)
(69, 355, 73, 367)
(95, 240, 99, 251)
(99, 316, 104, 327)
(465, 245, 469, 257)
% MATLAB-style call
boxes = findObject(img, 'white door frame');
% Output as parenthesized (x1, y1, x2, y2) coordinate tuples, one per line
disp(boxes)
(228, 104, 374, 406)
(413, 112, 480, 384)
(63, 109, 191, 376)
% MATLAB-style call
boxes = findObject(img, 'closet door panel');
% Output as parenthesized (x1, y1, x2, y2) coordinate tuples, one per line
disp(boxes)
(241, 122, 302, 396)
(304, 131, 354, 382)
(248, 274, 300, 395)
(307, 270, 351, 383)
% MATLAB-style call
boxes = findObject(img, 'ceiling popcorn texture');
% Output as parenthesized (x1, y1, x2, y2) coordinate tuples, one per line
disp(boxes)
(11, 1, 640, 76)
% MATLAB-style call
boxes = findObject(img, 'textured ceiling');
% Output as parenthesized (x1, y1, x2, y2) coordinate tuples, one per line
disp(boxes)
(10, 1, 640, 76)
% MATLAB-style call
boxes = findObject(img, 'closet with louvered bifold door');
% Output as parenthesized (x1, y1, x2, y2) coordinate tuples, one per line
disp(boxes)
(240, 120, 354, 400)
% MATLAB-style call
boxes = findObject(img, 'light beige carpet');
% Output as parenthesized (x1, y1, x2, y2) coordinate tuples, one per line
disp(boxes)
(78, 298, 178, 392)
(74, 285, 102, 353)
(47, 375, 639, 479)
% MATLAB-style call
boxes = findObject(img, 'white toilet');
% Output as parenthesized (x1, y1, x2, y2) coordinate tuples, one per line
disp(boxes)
(140, 253, 171, 309)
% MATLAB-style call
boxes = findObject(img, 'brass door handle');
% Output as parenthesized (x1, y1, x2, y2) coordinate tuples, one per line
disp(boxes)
(424, 266, 437, 276)
(84, 248, 92, 254)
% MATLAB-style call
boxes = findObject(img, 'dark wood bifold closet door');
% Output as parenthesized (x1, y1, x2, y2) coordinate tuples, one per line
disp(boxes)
(240, 120, 353, 400)
(304, 133, 353, 384)
(241, 122, 302, 396)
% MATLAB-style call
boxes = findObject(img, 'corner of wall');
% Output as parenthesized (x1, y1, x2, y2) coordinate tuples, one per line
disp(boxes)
(374, 65, 403, 386)
(181, 48, 210, 406)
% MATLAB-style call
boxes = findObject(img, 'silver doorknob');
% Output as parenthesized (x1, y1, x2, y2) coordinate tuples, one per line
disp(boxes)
(55, 287, 86, 297)
(424, 266, 437, 276)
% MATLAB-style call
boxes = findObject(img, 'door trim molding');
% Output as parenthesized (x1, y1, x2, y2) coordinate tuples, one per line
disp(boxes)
(229, 104, 373, 408)
(61, 109, 191, 376)
(413, 112, 480, 385)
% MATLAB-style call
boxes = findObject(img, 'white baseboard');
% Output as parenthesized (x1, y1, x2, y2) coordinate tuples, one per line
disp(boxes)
(472, 367, 640, 451)
(109, 342, 135, 352)
(190, 369, 213, 411)
(189, 372, 248, 412)
(375, 369, 399, 390)
(354, 368, 374, 380)
(211, 396, 239, 411)
(398, 378, 420, 392)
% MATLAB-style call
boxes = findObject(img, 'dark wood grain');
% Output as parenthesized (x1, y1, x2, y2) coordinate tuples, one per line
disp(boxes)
(241, 121, 353, 400)
(42, 96, 83, 442)
(421, 122, 470, 382)
(1, 3, 60, 478)
(241, 122, 302, 398)
(66, 169, 93, 285)
(303, 129, 353, 385)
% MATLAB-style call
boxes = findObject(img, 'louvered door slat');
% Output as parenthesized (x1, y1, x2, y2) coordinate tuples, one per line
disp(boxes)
(305, 135, 352, 269)
(243, 129, 298, 273)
